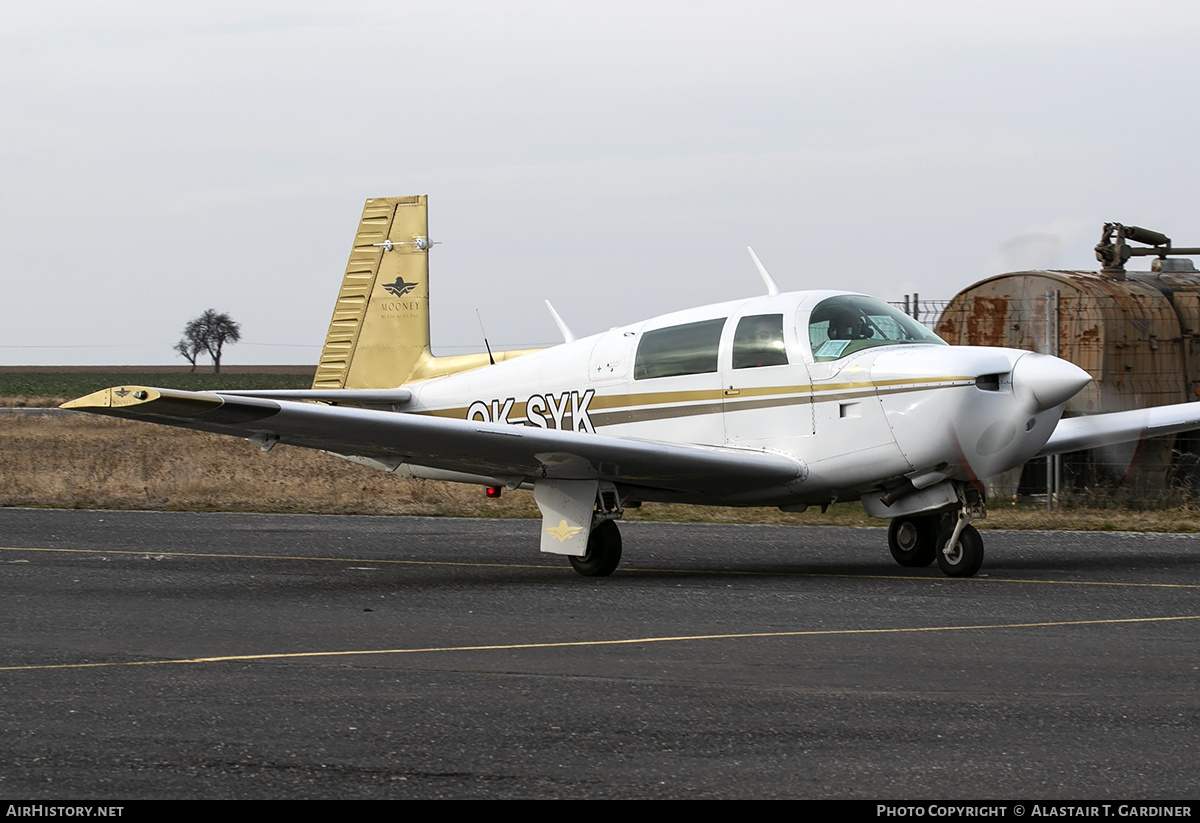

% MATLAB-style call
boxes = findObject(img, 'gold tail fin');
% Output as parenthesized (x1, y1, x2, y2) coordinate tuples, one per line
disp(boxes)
(313, 195, 539, 390)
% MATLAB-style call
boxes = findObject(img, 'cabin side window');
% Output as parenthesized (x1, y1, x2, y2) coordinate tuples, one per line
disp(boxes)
(808, 295, 945, 362)
(634, 318, 726, 380)
(732, 314, 788, 369)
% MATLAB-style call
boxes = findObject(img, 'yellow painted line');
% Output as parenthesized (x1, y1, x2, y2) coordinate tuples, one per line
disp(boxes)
(5, 546, 1200, 589)
(2, 615, 1198, 673)
(0, 546, 556, 571)
(634, 568, 1200, 590)
(959, 576, 1200, 590)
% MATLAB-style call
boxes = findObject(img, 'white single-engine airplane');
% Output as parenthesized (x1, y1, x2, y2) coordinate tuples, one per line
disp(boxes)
(65, 196, 1200, 578)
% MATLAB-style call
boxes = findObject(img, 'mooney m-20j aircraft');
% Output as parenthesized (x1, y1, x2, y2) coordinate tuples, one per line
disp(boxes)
(65, 196, 1200, 577)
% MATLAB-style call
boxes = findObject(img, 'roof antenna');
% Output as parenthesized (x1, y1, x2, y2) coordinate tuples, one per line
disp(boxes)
(747, 247, 780, 296)
(475, 309, 496, 365)
(544, 300, 576, 343)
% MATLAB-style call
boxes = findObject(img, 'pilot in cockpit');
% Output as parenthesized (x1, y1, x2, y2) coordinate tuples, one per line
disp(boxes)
(828, 306, 873, 341)
(752, 318, 784, 352)
(747, 316, 787, 367)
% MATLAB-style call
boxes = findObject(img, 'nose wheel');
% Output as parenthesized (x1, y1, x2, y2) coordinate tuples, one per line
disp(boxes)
(888, 482, 986, 577)
(936, 521, 984, 577)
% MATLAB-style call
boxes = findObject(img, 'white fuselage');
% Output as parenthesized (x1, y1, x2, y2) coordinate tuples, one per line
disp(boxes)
(398, 290, 1081, 511)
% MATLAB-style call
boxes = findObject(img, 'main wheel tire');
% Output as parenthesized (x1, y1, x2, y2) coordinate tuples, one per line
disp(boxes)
(569, 520, 622, 577)
(888, 516, 939, 567)
(936, 522, 984, 578)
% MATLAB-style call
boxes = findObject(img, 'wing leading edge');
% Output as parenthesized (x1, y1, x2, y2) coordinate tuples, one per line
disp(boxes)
(62, 386, 804, 499)
(1036, 401, 1200, 458)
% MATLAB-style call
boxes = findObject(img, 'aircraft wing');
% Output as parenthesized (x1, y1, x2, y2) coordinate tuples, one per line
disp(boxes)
(62, 386, 803, 497)
(1037, 400, 1200, 457)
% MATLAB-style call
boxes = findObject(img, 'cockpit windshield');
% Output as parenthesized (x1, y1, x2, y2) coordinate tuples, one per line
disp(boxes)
(808, 295, 945, 362)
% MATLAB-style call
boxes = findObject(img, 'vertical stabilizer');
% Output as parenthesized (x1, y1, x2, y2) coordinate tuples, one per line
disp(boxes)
(313, 195, 542, 390)
(313, 196, 432, 390)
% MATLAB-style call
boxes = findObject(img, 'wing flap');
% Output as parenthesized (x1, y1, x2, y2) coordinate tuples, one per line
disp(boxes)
(63, 386, 802, 496)
(217, 388, 413, 406)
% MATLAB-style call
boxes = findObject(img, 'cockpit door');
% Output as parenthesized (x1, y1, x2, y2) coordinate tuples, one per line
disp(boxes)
(721, 311, 814, 445)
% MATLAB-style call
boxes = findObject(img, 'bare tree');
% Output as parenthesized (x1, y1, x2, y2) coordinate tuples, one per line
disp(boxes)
(173, 338, 202, 372)
(178, 309, 241, 374)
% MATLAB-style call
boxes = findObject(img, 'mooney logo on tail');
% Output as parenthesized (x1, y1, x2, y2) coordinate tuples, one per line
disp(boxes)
(382, 277, 418, 297)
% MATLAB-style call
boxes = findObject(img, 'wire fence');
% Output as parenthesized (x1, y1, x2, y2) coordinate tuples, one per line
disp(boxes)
(889, 296, 952, 330)
(983, 448, 1200, 510)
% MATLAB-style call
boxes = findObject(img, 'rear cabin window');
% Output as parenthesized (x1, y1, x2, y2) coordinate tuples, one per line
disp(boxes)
(732, 314, 788, 369)
(634, 318, 726, 380)
(808, 295, 945, 362)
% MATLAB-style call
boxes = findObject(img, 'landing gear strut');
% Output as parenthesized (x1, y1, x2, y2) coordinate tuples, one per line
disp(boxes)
(935, 521, 984, 577)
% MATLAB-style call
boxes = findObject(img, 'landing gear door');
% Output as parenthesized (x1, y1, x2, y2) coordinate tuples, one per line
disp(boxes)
(533, 479, 597, 556)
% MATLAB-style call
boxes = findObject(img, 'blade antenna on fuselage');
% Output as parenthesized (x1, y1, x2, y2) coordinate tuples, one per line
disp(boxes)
(544, 300, 577, 343)
(747, 247, 781, 296)
(475, 309, 496, 365)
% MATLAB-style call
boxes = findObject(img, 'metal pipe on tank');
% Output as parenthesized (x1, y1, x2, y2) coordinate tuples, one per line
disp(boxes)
(1046, 289, 1060, 511)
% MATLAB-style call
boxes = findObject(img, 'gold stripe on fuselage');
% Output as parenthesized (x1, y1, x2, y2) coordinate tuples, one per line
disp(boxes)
(415, 375, 975, 428)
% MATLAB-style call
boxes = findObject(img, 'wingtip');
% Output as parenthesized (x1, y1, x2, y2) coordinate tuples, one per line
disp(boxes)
(61, 386, 163, 410)
(60, 387, 116, 409)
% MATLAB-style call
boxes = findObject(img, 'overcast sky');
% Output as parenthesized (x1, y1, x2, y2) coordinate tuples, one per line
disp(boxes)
(3, 1, 1199, 366)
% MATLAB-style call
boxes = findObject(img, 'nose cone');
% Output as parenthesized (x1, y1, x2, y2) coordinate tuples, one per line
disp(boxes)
(1012, 353, 1091, 412)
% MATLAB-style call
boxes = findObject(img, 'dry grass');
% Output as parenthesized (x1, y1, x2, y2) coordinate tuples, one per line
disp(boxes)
(1, 396, 66, 408)
(5, 413, 1200, 531)
(0, 414, 539, 518)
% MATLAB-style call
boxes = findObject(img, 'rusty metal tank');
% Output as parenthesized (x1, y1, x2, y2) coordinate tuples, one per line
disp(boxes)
(935, 225, 1200, 495)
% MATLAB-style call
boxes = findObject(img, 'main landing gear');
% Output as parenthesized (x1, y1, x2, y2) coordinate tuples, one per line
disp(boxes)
(886, 485, 986, 577)
(569, 519, 623, 577)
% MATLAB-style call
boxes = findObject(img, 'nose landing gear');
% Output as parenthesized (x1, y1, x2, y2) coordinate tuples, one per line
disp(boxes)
(935, 520, 984, 577)
(887, 483, 986, 577)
